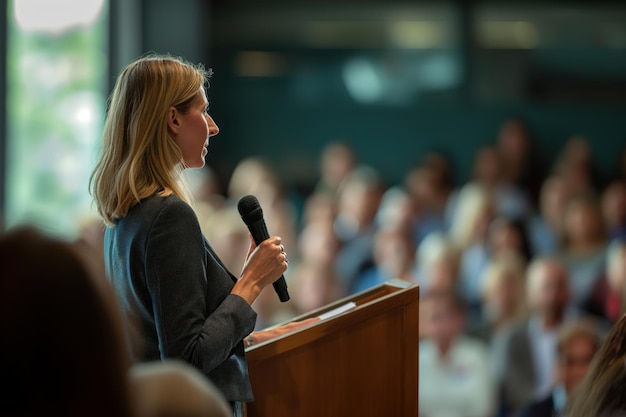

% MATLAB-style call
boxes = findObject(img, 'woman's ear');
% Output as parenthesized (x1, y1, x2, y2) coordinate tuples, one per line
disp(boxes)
(166, 106, 180, 135)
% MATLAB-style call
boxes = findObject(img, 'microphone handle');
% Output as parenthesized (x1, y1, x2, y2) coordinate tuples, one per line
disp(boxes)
(246, 219, 290, 302)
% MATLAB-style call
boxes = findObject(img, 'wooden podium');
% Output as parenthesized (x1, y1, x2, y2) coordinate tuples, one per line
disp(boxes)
(245, 279, 419, 417)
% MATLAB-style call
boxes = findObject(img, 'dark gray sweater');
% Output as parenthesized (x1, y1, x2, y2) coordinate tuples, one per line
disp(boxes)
(104, 194, 256, 402)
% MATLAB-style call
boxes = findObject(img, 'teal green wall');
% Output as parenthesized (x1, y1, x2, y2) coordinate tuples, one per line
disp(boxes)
(207, 75, 626, 190)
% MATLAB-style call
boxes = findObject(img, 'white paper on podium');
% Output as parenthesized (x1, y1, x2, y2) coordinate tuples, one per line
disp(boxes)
(318, 301, 357, 320)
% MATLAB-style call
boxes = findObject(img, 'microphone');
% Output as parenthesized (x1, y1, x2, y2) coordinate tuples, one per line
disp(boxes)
(237, 195, 290, 302)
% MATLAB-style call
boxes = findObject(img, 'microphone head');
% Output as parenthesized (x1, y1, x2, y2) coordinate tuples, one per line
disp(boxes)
(237, 195, 263, 225)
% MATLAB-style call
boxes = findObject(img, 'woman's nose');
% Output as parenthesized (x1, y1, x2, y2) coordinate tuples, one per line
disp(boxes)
(207, 115, 219, 137)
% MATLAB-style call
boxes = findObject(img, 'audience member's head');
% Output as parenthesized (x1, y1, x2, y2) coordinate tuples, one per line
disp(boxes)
(404, 153, 454, 214)
(370, 227, 416, 282)
(200, 207, 250, 275)
(496, 119, 531, 158)
(300, 191, 337, 227)
(419, 290, 468, 352)
(416, 232, 461, 293)
(1, 226, 133, 417)
(602, 180, 626, 238)
(375, 185, 417, 233)
(553, 135, 597, 195)
(334, 165, 385, 240)
(607, 239, 626, 288)
(130, 360, 231, 417)
(227, 156, 281, 203)
(297, 218, 341, 266)
(471, 145, 502, 188)
(449, 182, 494, 249)
(288, 260, 343, 315)
(538, 174, 573, 234)
(555, 319, 603, 396)
(562, 192, 607, 253)
(480, 252, 528, 326)
(526, 257, 571, 320)
(486, 216, 533, 262)
(317, 141, 357, 196)
(184, 165, 226, 209)
(567, 314, 626, 417)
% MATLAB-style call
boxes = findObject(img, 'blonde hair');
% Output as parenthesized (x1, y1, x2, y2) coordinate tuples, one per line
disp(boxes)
(567, 314, 626, 417)
(90, 54, 211, 226)
(449, 182, 492, 249)
(480, 251, 528, 319)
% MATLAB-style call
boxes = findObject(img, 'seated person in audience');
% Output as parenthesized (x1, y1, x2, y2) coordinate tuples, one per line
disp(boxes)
(0, 226, 134, 417)
(288, 217, 345, 316)
(494, 257, 579, 417)
(333, 165, 385, 292)
(314, 140, 357, 197)
(352, 227, 416, 293)
(447, 182, 496, 311)
(601, 179, 626, 241)
(552, 135, 601, 197)
(419, 290, 496, 417)
(468, 251, 528, 347)
(414, 231, 461, 296)
(516, 318, 603, 417)
(567, 313, 626, 417)
(403, 155, 454, 244)
(527, 175, 573, 257)
(288, 259, 343, 316)
(130, 359, 231, 417)
(464, 216, 532, 325)
(495, 118, 544, 207)
(585, 238, 626, 324)
(557, 192, 608, 310)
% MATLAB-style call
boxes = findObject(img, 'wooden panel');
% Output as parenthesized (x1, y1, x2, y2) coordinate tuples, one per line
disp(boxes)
(246, 280, 419, 417)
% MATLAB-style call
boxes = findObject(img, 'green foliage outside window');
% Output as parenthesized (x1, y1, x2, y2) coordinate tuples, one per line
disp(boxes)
(6, 0, 108, 238)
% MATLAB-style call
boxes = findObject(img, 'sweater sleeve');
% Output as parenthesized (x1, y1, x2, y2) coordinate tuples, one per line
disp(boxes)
(145, 198, 256, 373)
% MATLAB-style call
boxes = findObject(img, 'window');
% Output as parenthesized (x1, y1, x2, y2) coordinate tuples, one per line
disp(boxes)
(6, 0, 108, 237)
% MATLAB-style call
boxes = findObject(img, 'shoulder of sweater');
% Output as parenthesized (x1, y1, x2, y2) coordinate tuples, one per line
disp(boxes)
(131, 194, 194, 217)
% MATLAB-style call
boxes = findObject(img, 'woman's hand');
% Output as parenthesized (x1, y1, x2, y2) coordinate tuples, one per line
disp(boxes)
(231, 234, 288, 305)
(245, 317, 321, 347)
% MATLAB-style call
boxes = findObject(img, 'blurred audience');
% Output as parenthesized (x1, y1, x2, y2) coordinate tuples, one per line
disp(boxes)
(352, 227, 416, 293)
(448, 182, 496, 309)
(486, 217, 533, 264)
(495, 118, 544, 206)
(333, 165, 385, 292)
(419, 290, 496, 417)
(130, 360, 231, 417)
(552, 135, 601, 196)
(375, 185, 419, 235)
(584, 238, 626, 324)
(404, 152, 455, 244)
(470, 144, 531, 221)
(288, 260, 344, 316)
(557, 192, 608, 309)
(186, 116, 626, 416)
(226, 156, 299, 255)
(527, 175, 574, 256)
(1, 226, 134, 417)
(200, 207, 250, 275)
(314, 140, 358, 198)
(351, 186, 419, 291)
(567, 313, 626, 417)
(516, 318, 603, 417)
(468, 252, 528, 346)
(495, 257, 577, 416)
(184, 165, 227, 221)
(13, 108, 626, 417)
(602, 179, 626, 240)
(415, 231, 461, 295)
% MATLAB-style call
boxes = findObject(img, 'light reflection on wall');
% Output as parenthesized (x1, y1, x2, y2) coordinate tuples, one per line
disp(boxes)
(6, 0, 108, 237)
